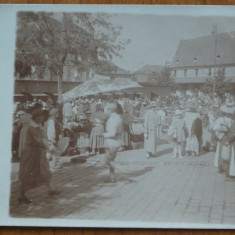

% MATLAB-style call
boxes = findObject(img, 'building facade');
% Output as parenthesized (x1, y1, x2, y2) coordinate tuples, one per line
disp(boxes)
(170, 31, 235, 91)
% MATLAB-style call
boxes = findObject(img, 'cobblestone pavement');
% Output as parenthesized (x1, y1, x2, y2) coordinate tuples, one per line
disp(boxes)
(9, 138, 235, 226)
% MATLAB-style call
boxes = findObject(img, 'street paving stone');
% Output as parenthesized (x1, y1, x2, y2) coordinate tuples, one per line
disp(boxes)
(9, 140, 235, 226)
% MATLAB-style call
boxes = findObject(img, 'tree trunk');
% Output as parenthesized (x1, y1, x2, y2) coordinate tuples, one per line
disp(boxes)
(57, 68, 63, 104)
(57, 69, 63, 125)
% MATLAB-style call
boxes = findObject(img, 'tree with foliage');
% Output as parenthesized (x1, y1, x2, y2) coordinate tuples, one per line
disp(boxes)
(159, 66, 174, 86)
(15, 12, 130, 102)
(201, 68, 232, 98)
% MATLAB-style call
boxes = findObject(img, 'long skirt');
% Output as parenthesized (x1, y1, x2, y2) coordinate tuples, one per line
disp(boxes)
(185, 136, 199, 154)
(89, 134, 104, 149)
(215, 142, 235, 176)
(19, 148, 51, 192)
(144, 129, 157, 153)
(89, 126, 104, 149)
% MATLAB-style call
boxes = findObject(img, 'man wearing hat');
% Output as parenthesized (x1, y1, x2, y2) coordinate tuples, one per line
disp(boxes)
(18, 106, 59, 204)
(144, 101, 161, 158)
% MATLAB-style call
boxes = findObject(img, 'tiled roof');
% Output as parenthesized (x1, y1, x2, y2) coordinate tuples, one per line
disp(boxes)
(99, 61, 129, 75)
(171, 32, 235, 69)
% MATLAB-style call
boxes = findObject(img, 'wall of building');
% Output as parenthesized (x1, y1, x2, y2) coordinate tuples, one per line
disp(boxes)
(134, 74, 150, 83)
(13, 80, 172, 99)
(123, 83, 172, 98)
(14, 80, 82, 94)
(173, 66, 235, 82)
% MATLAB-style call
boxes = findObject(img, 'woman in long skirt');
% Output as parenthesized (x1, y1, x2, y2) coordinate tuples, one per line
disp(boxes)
(144, 101, 161, 158)
(89, 105, 106, 155)
(213, 105, 235, 177)
(168, 110, 186, 159)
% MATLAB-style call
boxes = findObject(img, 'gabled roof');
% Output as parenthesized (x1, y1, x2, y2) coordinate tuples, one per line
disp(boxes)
(135, 65, 163, 74)
(171, 32, 235, 69)
(99, 61, 129, 75)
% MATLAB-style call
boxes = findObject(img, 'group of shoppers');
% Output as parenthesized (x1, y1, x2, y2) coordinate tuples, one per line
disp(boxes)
(13, 90, 235, 204)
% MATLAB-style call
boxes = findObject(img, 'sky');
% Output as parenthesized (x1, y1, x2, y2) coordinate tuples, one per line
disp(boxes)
(108, 14, 235, 72)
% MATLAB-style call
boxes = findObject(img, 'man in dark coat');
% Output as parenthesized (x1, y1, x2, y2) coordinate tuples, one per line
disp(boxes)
(18, 107, 59, 204)
(192, 113, 203, 155)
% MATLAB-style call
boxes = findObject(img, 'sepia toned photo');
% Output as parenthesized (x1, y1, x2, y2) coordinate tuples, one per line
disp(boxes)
(1, 4, 235, 228)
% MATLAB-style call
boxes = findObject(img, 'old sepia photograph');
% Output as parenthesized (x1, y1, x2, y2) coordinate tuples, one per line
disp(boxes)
(1, 4, 235, 228)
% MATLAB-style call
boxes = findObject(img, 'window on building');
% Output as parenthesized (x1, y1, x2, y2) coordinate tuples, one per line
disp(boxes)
(225, 67, 235, 77)
(184, 69, 187, 77)
(195, 69, 198, 77)
(187, 69, 195, 78)
(177, 70, 184, 78)
(209, 68, 211, 76)
(198, 68, 208, 77)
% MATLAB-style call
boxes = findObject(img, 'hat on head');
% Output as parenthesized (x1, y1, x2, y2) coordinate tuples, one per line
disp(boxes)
(225, 99, 235, 107)
(49, 108, 58, 116)
(79, 115, 87, 120)
(175, 110, 183, 116)
(220, 104, 235, 114)
(147, 101, 157, 109)
(65, 99, 72, 103)
(16, 110, 26, 117)
(30, 104, 45, 118)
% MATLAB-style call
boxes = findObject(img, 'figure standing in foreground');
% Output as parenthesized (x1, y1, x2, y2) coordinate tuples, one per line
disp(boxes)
(18, 107, 59, 204)
(168, 110, 187, 159)
(103, 103, 123, 182)
(89, 105, 106, 155)
(213, 104, 235, 177)
(45, 108, 62, 170)
(144, 101, 161, 158)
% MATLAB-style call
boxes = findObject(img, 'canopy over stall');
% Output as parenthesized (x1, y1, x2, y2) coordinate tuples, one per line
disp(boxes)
(62, 75, 142, 103)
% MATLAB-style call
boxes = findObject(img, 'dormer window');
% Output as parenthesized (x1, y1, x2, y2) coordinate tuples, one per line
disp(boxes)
(193, 57, 198, 61)
(216, 55, 221, 58)
(176, 59, 180, 63)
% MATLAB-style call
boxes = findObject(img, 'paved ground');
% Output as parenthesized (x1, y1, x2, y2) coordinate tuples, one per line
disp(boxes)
(9, 138, 235, 226)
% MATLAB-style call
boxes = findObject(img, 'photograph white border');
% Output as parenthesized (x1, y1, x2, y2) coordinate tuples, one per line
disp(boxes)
(0, 4, 235, 228)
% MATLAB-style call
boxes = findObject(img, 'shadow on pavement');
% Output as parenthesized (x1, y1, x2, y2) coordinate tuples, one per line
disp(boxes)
(115, 166, 153, 183)
(151, 148, 173, 158)
(9, 161, 153, 219)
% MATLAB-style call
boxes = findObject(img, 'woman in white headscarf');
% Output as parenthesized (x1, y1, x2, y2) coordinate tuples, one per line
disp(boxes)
(168, 110, 187, 159)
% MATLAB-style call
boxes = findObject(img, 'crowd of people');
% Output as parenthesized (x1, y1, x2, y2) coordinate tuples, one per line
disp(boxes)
(12, 90, 235, 204)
